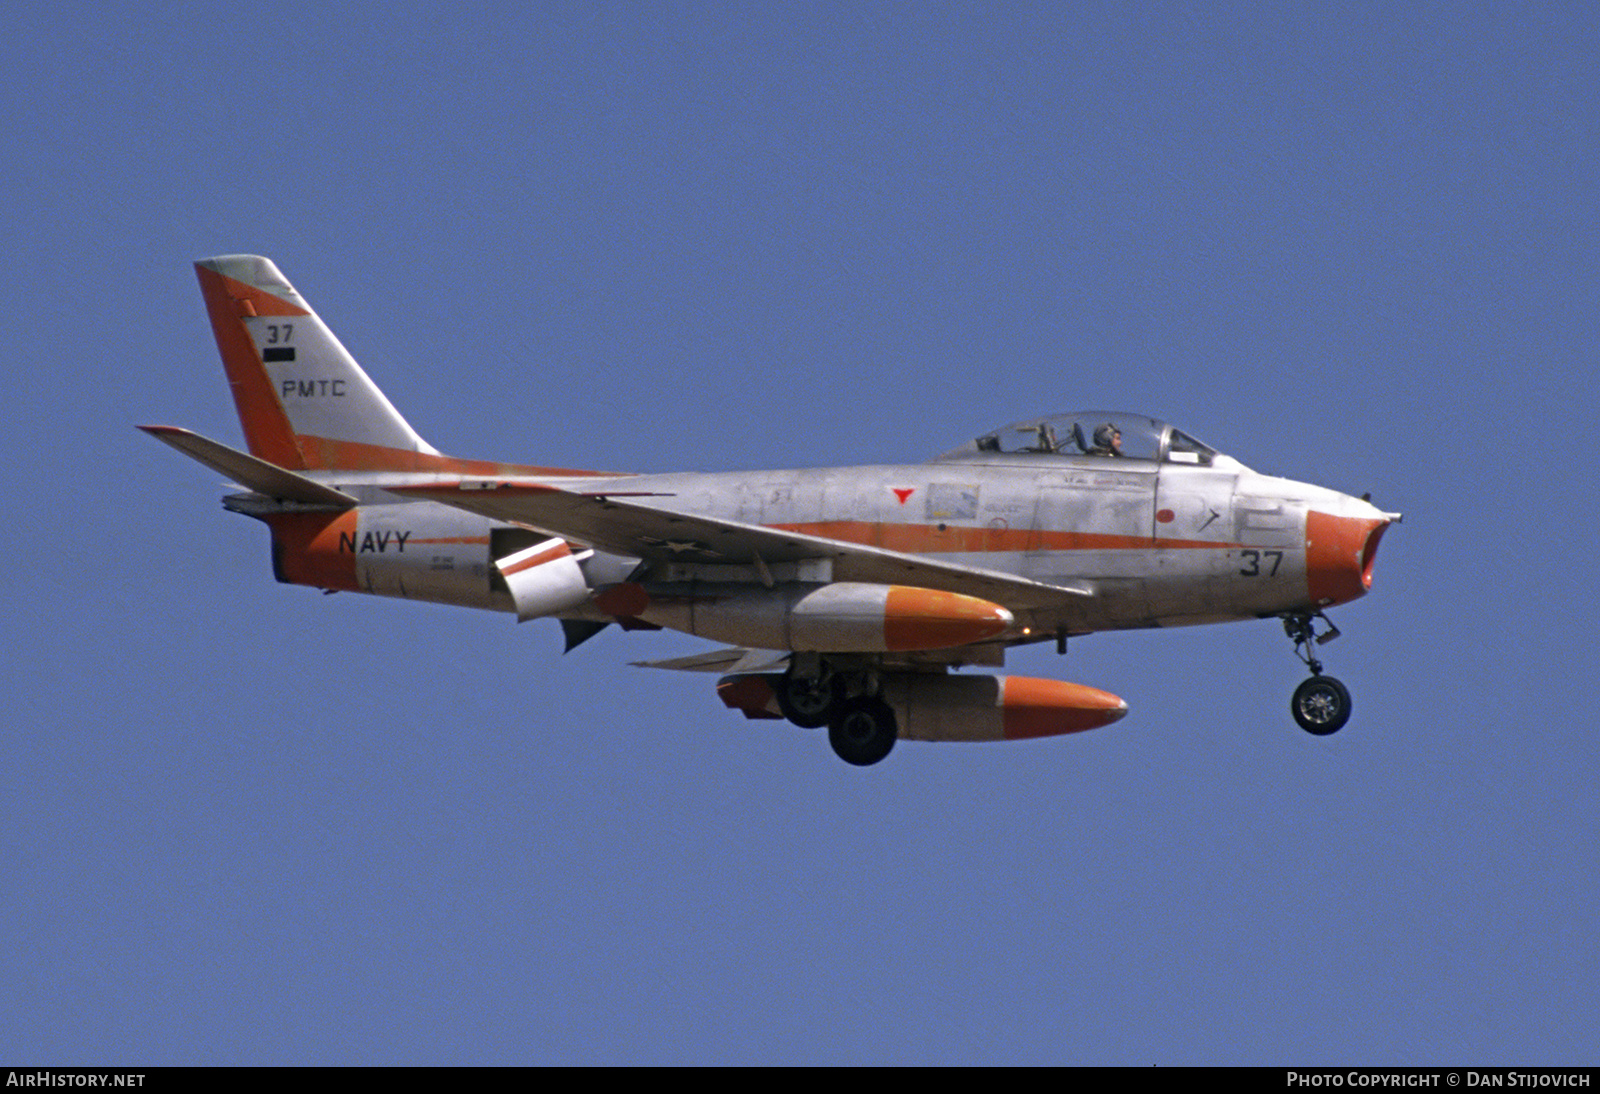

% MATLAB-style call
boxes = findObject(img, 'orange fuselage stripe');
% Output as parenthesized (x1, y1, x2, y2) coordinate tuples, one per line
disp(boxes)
(768, 520, 1233, 553)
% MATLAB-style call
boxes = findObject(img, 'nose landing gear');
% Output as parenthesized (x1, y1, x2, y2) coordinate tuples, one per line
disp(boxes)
(1292, 675, 1351, 735)
(1283, 612, 1352, 735)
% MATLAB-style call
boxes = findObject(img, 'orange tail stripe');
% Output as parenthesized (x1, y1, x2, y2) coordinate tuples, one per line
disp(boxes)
(195, 263, 305, 469)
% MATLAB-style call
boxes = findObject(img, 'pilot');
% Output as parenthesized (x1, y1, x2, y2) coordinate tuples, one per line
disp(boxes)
(1085, 422, 1123, 457)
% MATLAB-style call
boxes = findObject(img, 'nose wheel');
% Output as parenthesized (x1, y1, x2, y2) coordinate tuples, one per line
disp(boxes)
(1291, 674, 1351, 734)
(1283, 612, 1352, 735)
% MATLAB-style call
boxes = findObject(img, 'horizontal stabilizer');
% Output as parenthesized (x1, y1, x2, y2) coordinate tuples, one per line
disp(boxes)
(139, 425, 356, 507)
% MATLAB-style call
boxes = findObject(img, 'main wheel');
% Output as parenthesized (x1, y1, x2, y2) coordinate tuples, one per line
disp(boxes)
(1292, 675, 1351, 735)
(828, 696, 898, 766)
(776, 669, 840, 729)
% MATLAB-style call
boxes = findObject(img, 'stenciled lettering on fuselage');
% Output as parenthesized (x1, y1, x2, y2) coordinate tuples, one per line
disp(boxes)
(338, 529, 412, 554)
(279, 379, 347, 398)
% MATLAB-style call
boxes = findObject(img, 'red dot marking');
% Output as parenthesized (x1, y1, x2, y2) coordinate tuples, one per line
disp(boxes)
(1156, 509, 1175, 524)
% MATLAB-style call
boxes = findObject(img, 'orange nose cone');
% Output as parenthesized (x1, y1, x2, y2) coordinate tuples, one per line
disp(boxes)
(1000, 677, 1129, 739)
(1306, 511, 1391, 607)
(882, 587, 1014, 651)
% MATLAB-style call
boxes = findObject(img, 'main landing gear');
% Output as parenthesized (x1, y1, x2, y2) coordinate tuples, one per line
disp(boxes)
(778, 662, 897, 766)
(828, 696, 898, 767)
(1283, 612, 1351, 735)
(775, 668, 839, 729)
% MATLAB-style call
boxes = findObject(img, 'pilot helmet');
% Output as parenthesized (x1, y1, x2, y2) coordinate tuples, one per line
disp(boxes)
(1093, 422, 1120, 449)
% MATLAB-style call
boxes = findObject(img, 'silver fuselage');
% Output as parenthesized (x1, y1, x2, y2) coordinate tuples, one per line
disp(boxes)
(289, 450, 1391, 649)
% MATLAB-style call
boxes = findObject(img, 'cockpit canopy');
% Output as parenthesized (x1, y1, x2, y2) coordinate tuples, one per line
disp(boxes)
(936, 410, 1223, 466)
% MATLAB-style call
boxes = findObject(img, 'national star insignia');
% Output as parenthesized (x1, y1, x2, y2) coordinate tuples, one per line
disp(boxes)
(641, 536, 720, 556)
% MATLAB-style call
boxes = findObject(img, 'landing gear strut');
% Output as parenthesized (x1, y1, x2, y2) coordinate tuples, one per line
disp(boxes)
(1283, 611, 1352, 735)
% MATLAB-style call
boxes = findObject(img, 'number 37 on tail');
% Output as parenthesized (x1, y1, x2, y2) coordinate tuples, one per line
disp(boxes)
(146, 256, 1400, 766)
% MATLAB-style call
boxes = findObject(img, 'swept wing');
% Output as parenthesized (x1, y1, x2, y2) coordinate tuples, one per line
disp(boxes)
(394, 481, 1091, 611)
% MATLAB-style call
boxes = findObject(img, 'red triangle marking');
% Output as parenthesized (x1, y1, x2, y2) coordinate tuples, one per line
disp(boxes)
(891, 488, 915, 505)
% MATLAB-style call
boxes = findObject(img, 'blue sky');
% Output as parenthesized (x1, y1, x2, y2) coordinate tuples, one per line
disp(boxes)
(3, 1, 1594, 1064)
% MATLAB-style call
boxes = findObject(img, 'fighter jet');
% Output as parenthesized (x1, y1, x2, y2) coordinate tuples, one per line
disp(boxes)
(144, 256, 1399, 766)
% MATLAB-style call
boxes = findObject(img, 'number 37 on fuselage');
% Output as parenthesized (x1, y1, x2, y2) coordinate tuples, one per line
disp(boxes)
(144, 255, 1399, 766)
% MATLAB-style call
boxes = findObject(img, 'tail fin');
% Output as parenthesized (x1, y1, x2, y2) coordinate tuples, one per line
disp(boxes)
(195, 255, 439, 471)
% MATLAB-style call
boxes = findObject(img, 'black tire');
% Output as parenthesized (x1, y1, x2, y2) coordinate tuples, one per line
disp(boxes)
(1292, 675, 1351, 735)
(776, 669, 839, 729)
(828, 696, 898, 766)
